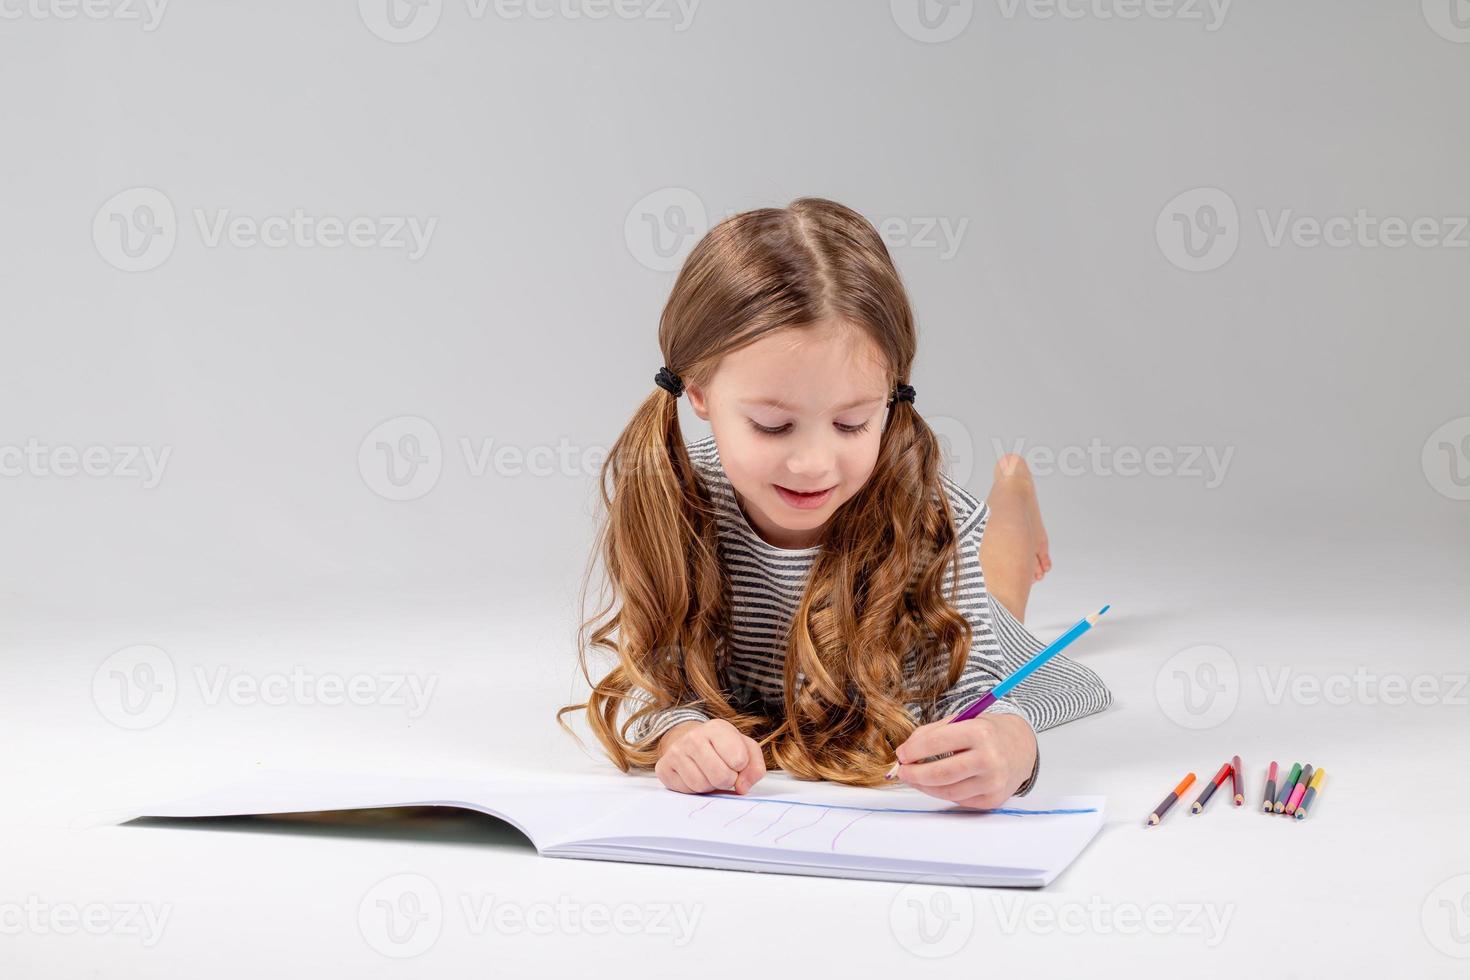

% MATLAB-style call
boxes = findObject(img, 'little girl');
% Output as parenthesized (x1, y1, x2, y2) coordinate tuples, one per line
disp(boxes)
(559, 198, 1111, 809)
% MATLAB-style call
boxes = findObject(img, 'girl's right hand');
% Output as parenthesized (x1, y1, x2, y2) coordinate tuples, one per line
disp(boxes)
(654, 718, 766, 795)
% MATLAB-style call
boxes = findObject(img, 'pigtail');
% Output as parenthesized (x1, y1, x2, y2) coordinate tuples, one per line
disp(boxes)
(557, 382, 736, 769)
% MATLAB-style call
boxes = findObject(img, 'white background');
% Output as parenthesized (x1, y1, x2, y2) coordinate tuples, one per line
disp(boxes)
(2, 1, 1468, 976)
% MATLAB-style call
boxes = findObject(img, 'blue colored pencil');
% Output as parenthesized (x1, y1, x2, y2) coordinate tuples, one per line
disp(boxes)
(884, 604, 1110, 780)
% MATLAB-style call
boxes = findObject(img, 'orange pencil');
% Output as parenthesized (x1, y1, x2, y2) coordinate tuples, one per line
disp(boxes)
(1147, 772, 1196, 827)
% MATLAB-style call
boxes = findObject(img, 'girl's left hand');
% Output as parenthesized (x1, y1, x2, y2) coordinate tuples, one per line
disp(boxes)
(892, 713, 1037, 809)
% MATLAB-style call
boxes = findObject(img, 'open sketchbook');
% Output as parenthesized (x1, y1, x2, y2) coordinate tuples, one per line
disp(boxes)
(118, 769, 1106, 888)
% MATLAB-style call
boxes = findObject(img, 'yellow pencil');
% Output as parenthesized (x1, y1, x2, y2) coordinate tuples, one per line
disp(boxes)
(1293, 768, 1326, 821)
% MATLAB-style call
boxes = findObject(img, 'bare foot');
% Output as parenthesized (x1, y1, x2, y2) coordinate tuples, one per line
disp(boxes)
(1024, 479, 1052, 582)
(994, 453, 1052, 583)
(982, 455, 1053, 623)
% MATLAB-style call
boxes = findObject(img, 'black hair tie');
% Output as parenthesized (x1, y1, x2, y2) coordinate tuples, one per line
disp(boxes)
(654, 366, 685, 397)
(892, 383, 916, 405)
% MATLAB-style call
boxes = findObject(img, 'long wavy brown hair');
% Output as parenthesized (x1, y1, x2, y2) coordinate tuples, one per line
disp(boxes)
(557, 197, 974, 787)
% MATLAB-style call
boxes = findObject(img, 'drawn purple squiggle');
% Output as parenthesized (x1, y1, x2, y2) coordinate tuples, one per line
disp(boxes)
(754, 804, 794, 836)
(830, 811, 873, 851)
(775, 809, 827, 844)
(724, 803, 761, 827)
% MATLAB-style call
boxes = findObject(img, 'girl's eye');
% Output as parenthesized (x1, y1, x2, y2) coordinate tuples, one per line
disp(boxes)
(747, 420, 871, 436)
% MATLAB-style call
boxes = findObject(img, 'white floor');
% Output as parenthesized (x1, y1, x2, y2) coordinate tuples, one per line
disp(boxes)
(5, 530, 1469, 978)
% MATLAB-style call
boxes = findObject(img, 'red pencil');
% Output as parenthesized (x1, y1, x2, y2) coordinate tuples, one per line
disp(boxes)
(1191, 762, 1232, 814)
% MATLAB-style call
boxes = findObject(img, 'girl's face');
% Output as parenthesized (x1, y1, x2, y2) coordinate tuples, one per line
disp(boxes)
(685, 319, 892, 550)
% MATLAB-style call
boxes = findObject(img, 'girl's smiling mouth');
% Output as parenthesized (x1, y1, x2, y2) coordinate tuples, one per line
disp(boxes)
(774, 484, 835, 509)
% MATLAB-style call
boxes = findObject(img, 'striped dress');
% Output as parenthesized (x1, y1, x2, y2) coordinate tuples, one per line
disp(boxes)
(631, 433, 1112, 795)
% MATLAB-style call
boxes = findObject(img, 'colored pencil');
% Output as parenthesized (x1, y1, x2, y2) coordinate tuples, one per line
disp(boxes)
(1294, 769, 1326, 821)
(884, 604, 1110, 780)
(1262, 761, 1278, 812)
(1147, 772, 1196, 826)
(1191, 762, 1232, 813)
(1274, 763, 1301, 813)
(1232, 754, 1243, 806)
(1285, 764, 1314, 816)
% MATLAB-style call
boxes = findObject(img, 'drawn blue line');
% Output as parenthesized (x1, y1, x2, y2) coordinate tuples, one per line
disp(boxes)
(692, 795, 1096, 817)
